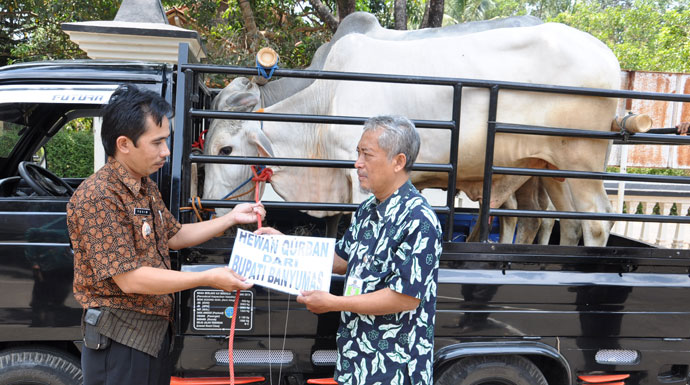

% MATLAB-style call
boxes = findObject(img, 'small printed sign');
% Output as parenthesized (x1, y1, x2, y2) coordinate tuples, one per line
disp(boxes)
(192, 289, 253, 332)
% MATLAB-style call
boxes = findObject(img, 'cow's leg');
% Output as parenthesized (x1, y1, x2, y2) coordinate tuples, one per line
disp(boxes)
(566, 178, 613, 246)
(536, 187, 556, 245)
(499, 194, 517, 244)
(325, 214, 343, 238)
(541, 178, 582, 246)
(465, 175, 533, 243)
(514, 177, 542, 244)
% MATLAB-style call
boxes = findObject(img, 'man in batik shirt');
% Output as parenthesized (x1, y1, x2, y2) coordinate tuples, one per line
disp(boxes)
(257, 115, 443, 384)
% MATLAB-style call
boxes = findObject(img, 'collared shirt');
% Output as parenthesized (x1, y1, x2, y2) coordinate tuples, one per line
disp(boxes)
(333, 180, 442, 385)
(67, 158, 181, 354)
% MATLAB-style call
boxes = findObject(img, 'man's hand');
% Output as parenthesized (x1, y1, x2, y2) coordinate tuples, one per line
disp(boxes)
(254, 226, 283, 235)
(205, 267, 253, 292)
(228, 203, 266, 225)
(170, 203, 266, 250)
(297, 290, 337, 314)
(112, 266, 252, 295)
(677, 122, 689, 135)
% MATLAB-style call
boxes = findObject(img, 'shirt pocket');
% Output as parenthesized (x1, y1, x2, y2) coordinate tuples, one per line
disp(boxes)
(132, 215, 156, 252)
(360, 258, 391, 288)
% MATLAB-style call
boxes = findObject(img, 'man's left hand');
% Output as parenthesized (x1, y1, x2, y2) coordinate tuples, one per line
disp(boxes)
(297, 290, 337, 314)
(229, 203, 266, 225)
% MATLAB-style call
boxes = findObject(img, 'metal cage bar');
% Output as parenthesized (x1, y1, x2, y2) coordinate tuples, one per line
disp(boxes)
(174, 43, 690, 244)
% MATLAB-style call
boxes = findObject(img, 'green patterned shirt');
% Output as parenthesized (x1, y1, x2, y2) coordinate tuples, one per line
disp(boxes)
(334, 180, 442, 385)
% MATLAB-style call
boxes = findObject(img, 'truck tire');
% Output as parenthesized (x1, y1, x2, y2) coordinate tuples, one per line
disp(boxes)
(0, 347, 82, 385)
(436, 355, 548, 385)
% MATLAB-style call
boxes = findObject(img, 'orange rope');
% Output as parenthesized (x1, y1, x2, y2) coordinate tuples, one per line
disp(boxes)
(180, 187, 257, 222)
(224, 187, 255, 201)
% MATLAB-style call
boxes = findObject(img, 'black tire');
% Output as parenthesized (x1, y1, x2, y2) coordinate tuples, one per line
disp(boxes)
(0, 347, 82, 385)
(436, 355, 548, 385)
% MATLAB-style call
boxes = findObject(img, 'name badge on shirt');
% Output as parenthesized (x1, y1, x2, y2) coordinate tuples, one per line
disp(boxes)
(344, 276, 363, 296)
(134, 208, 152, 216)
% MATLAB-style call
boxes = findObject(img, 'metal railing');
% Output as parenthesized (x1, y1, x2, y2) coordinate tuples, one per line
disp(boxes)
(171, 43, 690, 246)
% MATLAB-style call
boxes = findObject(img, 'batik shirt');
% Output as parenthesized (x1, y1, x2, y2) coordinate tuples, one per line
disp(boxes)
(334, 180, 443, 385)
(67, 157, 182, 318)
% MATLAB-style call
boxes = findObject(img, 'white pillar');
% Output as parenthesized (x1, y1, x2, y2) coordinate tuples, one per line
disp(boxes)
(641, 202, 657, 244)
(656, 202, 674, 248)
(623, 200, 640, 238)
(93, 117, 105, 172)
(673, 203, 690, 249)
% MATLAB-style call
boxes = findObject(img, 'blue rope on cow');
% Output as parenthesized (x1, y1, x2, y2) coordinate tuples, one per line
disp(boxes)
(256, 59, 279, 80)
(221, 166, 268, 200)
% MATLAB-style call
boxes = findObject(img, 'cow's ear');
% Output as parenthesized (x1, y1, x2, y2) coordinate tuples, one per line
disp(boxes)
(250, 129, 275, 157)
(219, 92, 261, 112)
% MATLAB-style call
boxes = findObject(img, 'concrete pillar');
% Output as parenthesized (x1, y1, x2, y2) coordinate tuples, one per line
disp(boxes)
(656, 202, 674, 248)
(673, 203, 690, 249)
(624, 200, 640, 239)
(640, 202, 657, 244)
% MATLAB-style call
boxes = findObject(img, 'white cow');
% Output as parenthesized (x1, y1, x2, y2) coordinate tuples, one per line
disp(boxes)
(207, 12, 549, 241)
(204, 23, 620, 246)
(217, 12, 542, 111)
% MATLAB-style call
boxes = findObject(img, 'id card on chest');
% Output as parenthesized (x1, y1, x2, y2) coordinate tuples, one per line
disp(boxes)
(344, 254, 372, 296)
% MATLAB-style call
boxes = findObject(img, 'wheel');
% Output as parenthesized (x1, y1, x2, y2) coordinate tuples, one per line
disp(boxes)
(18, 161, 74, 197)
(0, 347, 82, 385)
(436, 355, 548, 385)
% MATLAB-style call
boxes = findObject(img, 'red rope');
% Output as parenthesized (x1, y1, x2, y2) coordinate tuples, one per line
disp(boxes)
(192, 129, 209, 150)
(228, 291, 240, 384)
(250, 166, 273, 210)
(229, 165, 272, 384)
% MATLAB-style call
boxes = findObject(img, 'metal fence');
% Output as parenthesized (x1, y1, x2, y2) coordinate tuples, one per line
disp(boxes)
(171, 43, 690, 246)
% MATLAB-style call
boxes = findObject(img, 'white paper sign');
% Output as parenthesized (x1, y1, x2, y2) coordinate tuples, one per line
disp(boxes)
(229, 229, 335, 295)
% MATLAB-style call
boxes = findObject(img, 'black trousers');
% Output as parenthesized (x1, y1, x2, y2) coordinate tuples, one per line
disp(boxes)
(81, 332, 171, 385)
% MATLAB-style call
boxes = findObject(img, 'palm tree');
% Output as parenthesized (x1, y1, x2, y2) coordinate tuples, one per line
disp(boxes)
(445, 0, 496, 23)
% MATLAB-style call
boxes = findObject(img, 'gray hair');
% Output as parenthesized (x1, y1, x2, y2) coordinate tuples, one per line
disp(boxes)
(363, 115, 420, 172)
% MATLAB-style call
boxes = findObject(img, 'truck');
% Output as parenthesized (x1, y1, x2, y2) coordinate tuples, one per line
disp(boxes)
(0, 43, 689, 385)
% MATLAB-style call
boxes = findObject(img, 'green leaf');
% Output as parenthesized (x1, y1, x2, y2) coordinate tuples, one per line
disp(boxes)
(358, 333, 376, 354)
(416, 337, 433, 355)
(372, 351, 387, 375)
(381, 323, 402, 339)
(386, 343, 411, 363)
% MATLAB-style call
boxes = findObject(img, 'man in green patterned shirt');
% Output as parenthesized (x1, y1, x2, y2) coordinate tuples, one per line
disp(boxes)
(257, 115, 443, 384)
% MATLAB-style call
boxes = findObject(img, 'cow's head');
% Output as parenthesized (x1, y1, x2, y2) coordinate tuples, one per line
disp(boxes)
(203, 77, 274, 215)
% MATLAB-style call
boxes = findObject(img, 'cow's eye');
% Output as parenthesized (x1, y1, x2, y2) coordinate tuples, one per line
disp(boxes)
(219, 146, 233, 156)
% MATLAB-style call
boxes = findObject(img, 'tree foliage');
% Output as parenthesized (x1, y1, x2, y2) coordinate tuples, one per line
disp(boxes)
(551, 0, 690, 72)
(44, 125, 94, 178)
(3, 0, 689, 73)
(1, 0, 119, 65)
(161, 0, 334, 70)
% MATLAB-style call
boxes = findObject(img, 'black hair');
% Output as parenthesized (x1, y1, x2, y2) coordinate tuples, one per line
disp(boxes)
(101, 84, 173, 157)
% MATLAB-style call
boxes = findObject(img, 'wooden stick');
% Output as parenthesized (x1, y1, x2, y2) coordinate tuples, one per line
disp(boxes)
(611, 113, 653, 133)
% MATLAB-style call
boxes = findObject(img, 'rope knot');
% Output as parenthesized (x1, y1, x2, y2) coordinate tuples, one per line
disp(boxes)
(251, 165, 273, 183)
(191, 129, 209, 150)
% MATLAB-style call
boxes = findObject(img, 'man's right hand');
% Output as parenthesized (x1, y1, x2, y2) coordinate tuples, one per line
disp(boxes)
(677, 122, 689, 135)
(206, 267, 253, 292)
(254, 226, 283, 236)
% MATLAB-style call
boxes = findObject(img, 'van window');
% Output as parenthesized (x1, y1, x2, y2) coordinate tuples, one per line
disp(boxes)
(39, 117, 95, 179)
(0, 122, 25, 158)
